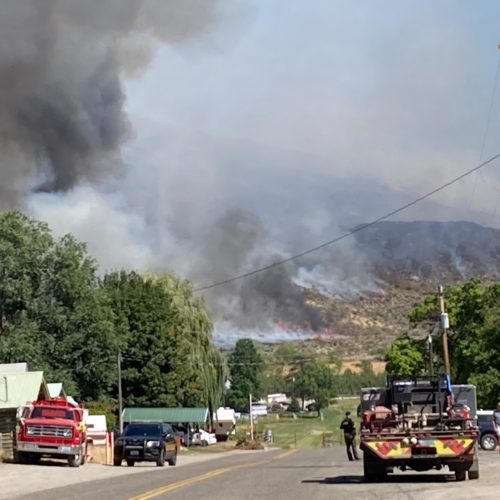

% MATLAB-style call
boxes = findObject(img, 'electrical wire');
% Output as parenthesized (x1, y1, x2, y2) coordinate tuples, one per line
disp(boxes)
(466, 52, 500, 212)
(193, 152, 500, 293)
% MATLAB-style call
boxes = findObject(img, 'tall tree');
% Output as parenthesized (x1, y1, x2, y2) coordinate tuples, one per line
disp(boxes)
(395, 279, 500, 407)
(227, 339, 263, 412)
(103, 271, 226, 413)
(0, 211, 117, 398)
(294, 360, 336, 412)
(385, 334, 426, 376)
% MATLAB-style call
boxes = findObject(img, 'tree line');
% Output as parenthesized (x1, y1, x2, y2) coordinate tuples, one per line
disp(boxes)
(385, 278, 500, 408)
(226, 339, 385, 413)
(0, 211, 225, 413)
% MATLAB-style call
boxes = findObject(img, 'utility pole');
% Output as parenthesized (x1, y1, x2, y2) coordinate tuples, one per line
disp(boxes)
(249, 393, 254, 441)
(438, 285, 451, 377)
(118, 352, 123, 434)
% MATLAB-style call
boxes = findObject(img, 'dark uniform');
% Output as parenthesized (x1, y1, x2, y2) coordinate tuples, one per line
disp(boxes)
(340, 415, 359, 461)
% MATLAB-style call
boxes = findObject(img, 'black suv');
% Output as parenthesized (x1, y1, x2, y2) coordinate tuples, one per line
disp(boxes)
(477, 411, 498, 451)
(114, 422, 178, 467)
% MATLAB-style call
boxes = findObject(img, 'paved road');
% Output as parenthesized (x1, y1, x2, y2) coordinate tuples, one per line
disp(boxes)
(16, 448, 500, 500)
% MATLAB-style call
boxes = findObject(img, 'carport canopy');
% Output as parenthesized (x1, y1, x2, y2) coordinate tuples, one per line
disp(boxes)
(122, 407, 208, 424)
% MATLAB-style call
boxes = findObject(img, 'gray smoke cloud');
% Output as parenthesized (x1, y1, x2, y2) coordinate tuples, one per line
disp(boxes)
(8, 1, 500, 347)
(0, 0, 219, 206)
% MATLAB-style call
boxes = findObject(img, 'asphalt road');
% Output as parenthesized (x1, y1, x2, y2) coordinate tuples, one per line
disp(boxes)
(16, 447, 500, 500)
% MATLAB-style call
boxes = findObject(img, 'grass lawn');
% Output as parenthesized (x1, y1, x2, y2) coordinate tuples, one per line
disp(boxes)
(245, 398, 359, 449)
(182, 398, 359, 453)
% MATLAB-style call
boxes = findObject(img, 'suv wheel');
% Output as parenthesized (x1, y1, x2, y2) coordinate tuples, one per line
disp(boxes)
(126, 460, 135, 467)
(480, 433, 498, 451)
(167, 451, 177, 466)
(156, 450, 165, 467)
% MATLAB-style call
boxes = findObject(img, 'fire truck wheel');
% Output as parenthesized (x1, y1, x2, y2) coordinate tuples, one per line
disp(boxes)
(156, 450, 166, 467)
(468, 469, 479, 480)
(68, 453, 83, 468)
(455, 470, 466, 481)
(14, 451, 28, 464)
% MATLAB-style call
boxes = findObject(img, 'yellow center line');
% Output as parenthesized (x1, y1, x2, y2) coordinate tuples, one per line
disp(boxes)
(129, 449, 297, 500)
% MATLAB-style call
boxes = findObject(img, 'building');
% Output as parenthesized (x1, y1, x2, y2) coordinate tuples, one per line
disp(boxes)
(0, 369, 50, 460)
(122, 407, 209, 427)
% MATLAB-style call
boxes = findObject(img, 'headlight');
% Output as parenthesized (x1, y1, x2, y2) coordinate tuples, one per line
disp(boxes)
(26, 427, 35, 435)
(410, 436, 418, 446)
(63, 428, 72, 438)
(402, 437, 410, 446)
(146, 440, 161, 448)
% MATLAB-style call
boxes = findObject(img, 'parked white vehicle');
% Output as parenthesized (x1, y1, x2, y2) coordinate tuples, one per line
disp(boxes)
(191, 429, 217, 446)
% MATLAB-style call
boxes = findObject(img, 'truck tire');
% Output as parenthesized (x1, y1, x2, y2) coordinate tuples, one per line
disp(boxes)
(113, 457, 122, 466)
(126, 460, 135, 467)
(68, 452, 82, 468)
(455, 470, 466, 481)
(468, 456, 480, 480)
(14, 451, 28, 464)
(468, 469, 479, 480)
(363, 457, 386, 482)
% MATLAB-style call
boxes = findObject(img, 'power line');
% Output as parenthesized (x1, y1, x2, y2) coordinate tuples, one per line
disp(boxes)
(194, 152, 500, 293)
(466, 50, 500, 212)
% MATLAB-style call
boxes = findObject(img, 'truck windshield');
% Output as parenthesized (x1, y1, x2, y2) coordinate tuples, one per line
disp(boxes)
(124, 424, 162, 437)
(31, 407, 74, 420)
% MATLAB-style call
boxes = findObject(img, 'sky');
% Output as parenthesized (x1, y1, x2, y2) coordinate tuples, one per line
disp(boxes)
(11, 0, 500, 340)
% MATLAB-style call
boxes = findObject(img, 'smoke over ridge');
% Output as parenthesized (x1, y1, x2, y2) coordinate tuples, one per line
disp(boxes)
(3, 2, 500, 346)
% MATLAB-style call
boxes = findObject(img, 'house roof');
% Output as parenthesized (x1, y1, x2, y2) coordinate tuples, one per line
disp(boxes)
(47, 383, 65, 398)
(0, 371, 49, 409)
(122, 407, 209, 424)
(0, 363, 28, 373)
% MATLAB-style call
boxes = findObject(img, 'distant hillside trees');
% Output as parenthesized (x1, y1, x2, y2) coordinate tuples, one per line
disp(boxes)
(0, 211, 225, 411)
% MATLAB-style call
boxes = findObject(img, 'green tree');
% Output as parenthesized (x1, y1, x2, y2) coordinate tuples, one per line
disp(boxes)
(385, 334, 426, 376)
(294, 361, 336, 413)
(103, 271, 226, 414)
(0, 211, 117, 399)
(227, 339, 263, 412)
(397, 279, 500, 407)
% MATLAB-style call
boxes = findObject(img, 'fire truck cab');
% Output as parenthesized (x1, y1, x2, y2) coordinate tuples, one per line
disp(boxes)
(15, 397, 87, 467)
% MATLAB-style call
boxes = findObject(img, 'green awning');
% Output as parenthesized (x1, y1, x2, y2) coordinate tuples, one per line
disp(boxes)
(122, 407, 208, 424)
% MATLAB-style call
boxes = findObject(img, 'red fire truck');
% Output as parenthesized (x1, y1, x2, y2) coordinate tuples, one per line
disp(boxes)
(359, 375, 479, 482)
(15, 397, 87, 467)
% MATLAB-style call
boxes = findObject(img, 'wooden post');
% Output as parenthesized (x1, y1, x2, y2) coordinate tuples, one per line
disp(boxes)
(249, 393, 254, 441)
(117, 352, 124, 434)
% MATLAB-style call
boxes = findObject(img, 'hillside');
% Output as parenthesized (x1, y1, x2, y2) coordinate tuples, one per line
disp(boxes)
(264, 220, 500, 359)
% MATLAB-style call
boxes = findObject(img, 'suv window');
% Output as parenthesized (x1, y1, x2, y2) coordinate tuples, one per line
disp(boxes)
(124, 423, 162, 437)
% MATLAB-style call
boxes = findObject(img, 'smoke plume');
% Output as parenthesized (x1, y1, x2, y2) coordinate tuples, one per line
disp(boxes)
(0, 0, 219, 206)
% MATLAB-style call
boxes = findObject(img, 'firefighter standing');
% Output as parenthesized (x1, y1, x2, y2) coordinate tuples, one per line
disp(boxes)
(340, 411, 359, 461)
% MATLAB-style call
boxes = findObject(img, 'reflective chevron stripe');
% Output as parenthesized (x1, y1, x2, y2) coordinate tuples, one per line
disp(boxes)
(363, 437, 474, 459)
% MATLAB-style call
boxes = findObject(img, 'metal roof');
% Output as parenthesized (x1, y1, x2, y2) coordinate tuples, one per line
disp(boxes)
(0, 371, 49, 409)
(122, 407, 209, 424)
(0, 363, 28, 373)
